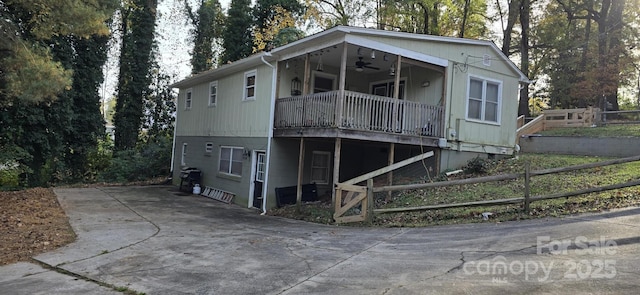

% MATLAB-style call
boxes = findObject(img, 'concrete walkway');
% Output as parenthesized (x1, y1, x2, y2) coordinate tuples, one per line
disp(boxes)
(1, 186, 639, 294)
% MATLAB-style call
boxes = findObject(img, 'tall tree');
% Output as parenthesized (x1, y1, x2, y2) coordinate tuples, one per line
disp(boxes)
(221, 0, 254, 64)
(310, 0, 375, 28)
(254, 0, 305, 30)
(0, 0, 116, 186)
(518, 0, 531, 116)
(64, 35, 112, 180)
(540, 0, 635, 109)
(376, 0, 489, 38)
(114, 0, 158, 150)
(253, 6, 306, 52)
(185, 0, 225, 74)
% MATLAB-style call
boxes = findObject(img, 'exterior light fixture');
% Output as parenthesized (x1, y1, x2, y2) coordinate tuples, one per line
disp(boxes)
(291, 77, 302, 96)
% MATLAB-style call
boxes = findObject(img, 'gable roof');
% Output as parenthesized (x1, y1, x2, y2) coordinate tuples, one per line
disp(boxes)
(171, 26, 529, 89)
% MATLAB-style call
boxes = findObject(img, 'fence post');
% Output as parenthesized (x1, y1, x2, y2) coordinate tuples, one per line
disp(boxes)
(524, 162, 531, 214)
(366, 178, 374, 224)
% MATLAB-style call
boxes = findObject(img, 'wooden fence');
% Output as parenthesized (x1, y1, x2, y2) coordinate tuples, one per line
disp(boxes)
(334, 151, 434, 223)
(599, 110, 640, 125)
(341, 155, 640, 223)
(542, 107, 598, 130)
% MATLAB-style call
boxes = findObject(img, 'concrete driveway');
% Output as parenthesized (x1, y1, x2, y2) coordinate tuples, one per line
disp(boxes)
(1, 186, 639, 294)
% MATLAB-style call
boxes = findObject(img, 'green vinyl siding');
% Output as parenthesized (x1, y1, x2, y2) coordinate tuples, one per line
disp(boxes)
(176, 64, 274, 138)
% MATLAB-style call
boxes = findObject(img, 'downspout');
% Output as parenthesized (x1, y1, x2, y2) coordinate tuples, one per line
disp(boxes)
(261, 53, 277, 215)
(170, 91, 179, 180)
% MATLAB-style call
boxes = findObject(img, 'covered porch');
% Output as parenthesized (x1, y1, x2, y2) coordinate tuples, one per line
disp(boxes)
(273, 39, 447, 146)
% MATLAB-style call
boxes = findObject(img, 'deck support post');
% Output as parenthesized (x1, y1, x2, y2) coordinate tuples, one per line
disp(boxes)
(387, 142, 395, 200)
(296, 137, 305, 212)
(332, 138, 342, 207)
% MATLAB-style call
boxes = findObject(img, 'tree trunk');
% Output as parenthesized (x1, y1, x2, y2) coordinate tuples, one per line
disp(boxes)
(518, 0, 530, 117)
(501, 0, 520, 56)
(459, 0, 471, 38)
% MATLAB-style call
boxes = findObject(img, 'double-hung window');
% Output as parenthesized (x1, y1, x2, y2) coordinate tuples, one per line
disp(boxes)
(243, 70, 256, 101)
(185, 88, 192, 110)
(208, 81, 218, 106)
(466, 76, 502, 124)
(219, 146, 243, 176)
(310, 151, 331, 184)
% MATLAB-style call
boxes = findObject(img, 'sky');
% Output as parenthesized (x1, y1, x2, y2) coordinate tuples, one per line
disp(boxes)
(100, 0, 232, 107)
(101, 0, 508, 107)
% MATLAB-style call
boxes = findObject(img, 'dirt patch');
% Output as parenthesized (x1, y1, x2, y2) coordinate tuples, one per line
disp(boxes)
(0, 188, 76, 266)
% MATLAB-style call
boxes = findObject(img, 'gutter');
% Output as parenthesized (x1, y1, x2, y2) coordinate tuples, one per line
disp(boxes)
(260, 52, 277, 215)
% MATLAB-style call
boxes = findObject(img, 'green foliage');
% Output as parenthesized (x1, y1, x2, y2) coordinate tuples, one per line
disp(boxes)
(97, 136, 173, 183)
(221, 0, 254, 64)
(0, 168, 20, 189)
(0, 145, 32, 189)
(185, 0, 225, 74)
(142, 65, 176, 141)
(0, 0, 117, 105)
(375, 0, 489, 38)
(462, 156, 493, 174)
(114, 0, 158, 150)
(2, 42, 73, 103)
(254, 0, 305, 30)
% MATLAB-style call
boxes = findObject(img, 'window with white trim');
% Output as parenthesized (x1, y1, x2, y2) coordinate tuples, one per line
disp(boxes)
(310, 151, 331, 184)
(466, 76, 502, 123)
(181, 143, 188, 165)
(219, 146, 243, 176)
(185, 88, 192, 110)
(208, 81, 218, 106)
(243, 70, 256, 101)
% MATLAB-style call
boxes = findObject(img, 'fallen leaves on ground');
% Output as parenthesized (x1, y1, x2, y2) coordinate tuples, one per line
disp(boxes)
(0, 188, 76, 266)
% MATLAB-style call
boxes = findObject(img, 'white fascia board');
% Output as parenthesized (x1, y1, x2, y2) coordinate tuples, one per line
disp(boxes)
(345, 35, 449, 67)
(277, 37, 345, 61)
(343, 27, 528, 82)
(170, 53, 272, 89)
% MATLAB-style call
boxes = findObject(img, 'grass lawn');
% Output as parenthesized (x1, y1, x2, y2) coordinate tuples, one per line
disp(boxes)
(537, 124, 640, 137)
(268, 153, 640, 227)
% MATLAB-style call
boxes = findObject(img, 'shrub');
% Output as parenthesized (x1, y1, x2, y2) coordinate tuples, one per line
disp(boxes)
(96, 135, 172, 183)
(463, 157, 492, 174)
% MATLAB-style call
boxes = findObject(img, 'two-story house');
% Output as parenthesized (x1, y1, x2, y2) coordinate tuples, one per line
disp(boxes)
(170, 26, 529, 212)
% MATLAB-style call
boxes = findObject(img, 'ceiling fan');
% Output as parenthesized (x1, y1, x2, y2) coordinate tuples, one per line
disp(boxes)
(355, 57, 380, 72)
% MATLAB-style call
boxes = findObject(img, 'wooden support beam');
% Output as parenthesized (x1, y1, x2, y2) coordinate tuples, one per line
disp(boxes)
(342, 151, 434, 186)
(296, 137, 305, 212)
(387, 143, 395, 200)
(331, 138, 342, 207)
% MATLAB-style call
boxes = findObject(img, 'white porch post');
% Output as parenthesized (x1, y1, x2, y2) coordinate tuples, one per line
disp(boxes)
(303, 53, 311, 95)
(336, 42, 348, 127)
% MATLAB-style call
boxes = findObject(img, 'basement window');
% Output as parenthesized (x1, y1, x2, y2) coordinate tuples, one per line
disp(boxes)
(310, 151, 331, 184)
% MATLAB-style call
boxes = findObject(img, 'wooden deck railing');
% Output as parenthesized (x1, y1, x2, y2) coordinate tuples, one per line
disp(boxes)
(274, 90, 444, 137)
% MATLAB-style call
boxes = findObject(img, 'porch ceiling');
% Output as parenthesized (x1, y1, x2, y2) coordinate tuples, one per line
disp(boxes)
(283, 42, 446, 76)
